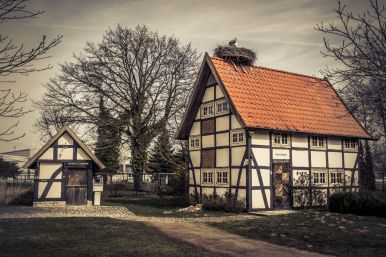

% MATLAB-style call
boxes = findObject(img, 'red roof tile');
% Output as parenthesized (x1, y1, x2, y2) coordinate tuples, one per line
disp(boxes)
(210, 56, 370, 139)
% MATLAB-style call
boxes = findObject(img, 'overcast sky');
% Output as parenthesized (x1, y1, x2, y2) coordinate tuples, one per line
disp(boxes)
(0, 0, 368, 152)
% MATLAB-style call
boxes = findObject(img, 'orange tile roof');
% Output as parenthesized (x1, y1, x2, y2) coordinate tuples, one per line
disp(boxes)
(210, 56, 370, 139)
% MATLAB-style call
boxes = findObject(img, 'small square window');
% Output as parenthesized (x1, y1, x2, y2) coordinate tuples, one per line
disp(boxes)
(311, 136, 325, 148)
(202, 170, 213, 184)
(313, 170, 326, 184)
(216, 100, 229, 114)
(231, 130, 245, 145)
(273, 133, 289, 146)
(216, 170, 228, 184)
(189, 136, 200, 150)
(330, 169, 344, 184)
(344, 138, 357, 149)
(201, 103, 214, 118)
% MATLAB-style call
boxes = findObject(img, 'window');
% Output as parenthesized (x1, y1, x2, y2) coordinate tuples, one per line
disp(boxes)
(216, 170, 228, 184)
(344, 138, 357, 149)
(311, 136, 325, 147)
(273, 133, 288, 146)
(313, 170, 326, 184)
(201, 103, 214, 118)
(202, 170, 213, 184)
(189, 136, 200, 149)
(231, 130, 245, 144)
(330, 170, 344, 184)
(216, 100, 228, 114)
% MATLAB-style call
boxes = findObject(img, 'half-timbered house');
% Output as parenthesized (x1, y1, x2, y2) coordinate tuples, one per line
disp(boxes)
(23, 126, 105, 206)
(176, 53, 372, 211)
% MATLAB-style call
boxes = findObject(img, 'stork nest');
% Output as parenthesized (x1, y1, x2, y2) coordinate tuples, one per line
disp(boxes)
(214, 45, 256, 66)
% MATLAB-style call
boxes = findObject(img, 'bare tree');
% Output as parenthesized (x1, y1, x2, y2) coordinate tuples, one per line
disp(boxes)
(36, 25, 199, 190)
(316, 0, 386, 186)
(0, 0, 62, 141)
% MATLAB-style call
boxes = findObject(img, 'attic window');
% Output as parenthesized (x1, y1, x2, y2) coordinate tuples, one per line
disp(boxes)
(231, 130, 245, 145)
(273, 133, 288, 146)
(189, 136, 200, 150)
(216, 100, 229, 114)
(344, 138, 357, 150)
(311, 136, 325, 148)
(201, 103, 214, 118)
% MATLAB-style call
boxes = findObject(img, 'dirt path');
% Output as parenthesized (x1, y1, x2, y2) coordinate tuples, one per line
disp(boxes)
(147, 221, 330, 257)
(0, 206, 330, 257)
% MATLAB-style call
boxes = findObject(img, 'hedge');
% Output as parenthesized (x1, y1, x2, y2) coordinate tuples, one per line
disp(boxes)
(328, 191, 386, 217)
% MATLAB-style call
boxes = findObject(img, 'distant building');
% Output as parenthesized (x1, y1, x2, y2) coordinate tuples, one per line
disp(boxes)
(0, 148, 39, 180)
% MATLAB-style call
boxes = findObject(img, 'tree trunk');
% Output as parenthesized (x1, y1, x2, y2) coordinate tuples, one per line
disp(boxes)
(130, 131, 151, 192)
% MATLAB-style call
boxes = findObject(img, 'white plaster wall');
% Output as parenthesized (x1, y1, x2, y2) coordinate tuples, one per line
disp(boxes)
(251, 168, 270, 187)
(216, 116, 229, 131)
(328, 152, 343, 168)
(190, 151, 200, 167)
(251, 131, 270, 146)
(216, 148, 229, 167)
(216, 132, 229, 147)
(195, 110, 200, 120)
(252, 148, 270, 167)
(344, 152, 358, 169)
(345, 170, 359, 185)
(202, 87, 214, 103)
(202, 135, 214, 148)
(328, 137, 342, 150)
(189, 170, 194, 184)
(194, 169, 201, 185)
(292, 150, 309, 167)
(77, 148, 91, 160)
(231, 115, 242, 129)
(58, 148, 73, 160)
(311, 151, 326, 168)
(231, 168, 246, 187)
(190, 121, 200, 136)
(215, 85, 224, 99)
(58, 133, 74, 145)
(38, 148, 54, 160)
(251, 189, 271, 209)
(216, 187, 228, 197)
(231, 147, 246, 166)
(39, 163, 62, 179)
(237, 189, 246, 201)
(292, 134, 308, 148)
(202, 187, 214, 196)
(38, 182, 61, 198)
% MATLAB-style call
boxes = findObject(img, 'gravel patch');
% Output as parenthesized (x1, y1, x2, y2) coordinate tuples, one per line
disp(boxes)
(0, 205, 134, 219)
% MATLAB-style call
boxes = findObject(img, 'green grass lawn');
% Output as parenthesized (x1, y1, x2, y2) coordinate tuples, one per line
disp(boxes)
(103, 190, 239, 218)
(209, 210, 386, 257)
(0, 218, 217, 257)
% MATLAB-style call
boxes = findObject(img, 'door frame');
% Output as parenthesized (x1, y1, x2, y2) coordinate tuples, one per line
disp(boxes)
(271, 160, 292, 209)
(65, 164, 89, 205)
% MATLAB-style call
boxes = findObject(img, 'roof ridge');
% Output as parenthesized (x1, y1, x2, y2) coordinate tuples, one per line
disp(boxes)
(210, 55, 324, 81)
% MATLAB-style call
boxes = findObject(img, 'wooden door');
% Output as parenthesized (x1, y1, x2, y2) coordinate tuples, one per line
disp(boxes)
(66, 168, 87, 205)
(273, 163, 291, 209)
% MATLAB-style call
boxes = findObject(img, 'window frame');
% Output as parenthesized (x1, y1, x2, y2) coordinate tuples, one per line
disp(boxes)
(272, 133, 289, 147)
(344, 138, 357, 151)
(201, 102, 214, 118)
(330, 169, 344, 184)
(312, 169, 326, 185)
(216, 169, 229, 185)
(215, 99, 229, 115)
(189, 136, 200, 150)
(311, 136, 325, 148)
(202, 169, 214, 185)
(231, 130, 245, 145)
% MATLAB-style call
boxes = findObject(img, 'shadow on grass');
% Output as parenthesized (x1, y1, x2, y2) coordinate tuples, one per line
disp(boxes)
(208, 210, 386, 257)
(0, 217, 218, 257)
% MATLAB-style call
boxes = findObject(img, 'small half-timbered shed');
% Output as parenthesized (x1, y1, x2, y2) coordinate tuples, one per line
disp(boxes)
(176, 53, 372, 211)
(23, 126, 105, 206)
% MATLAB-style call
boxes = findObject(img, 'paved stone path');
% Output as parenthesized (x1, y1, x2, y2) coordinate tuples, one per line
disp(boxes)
(0, 206, 330, 257)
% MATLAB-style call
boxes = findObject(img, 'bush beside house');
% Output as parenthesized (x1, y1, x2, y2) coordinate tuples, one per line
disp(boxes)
(329, 191, 386, 217)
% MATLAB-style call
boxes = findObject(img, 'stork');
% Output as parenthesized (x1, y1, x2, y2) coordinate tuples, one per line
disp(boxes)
(229, 38, 238, 47)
